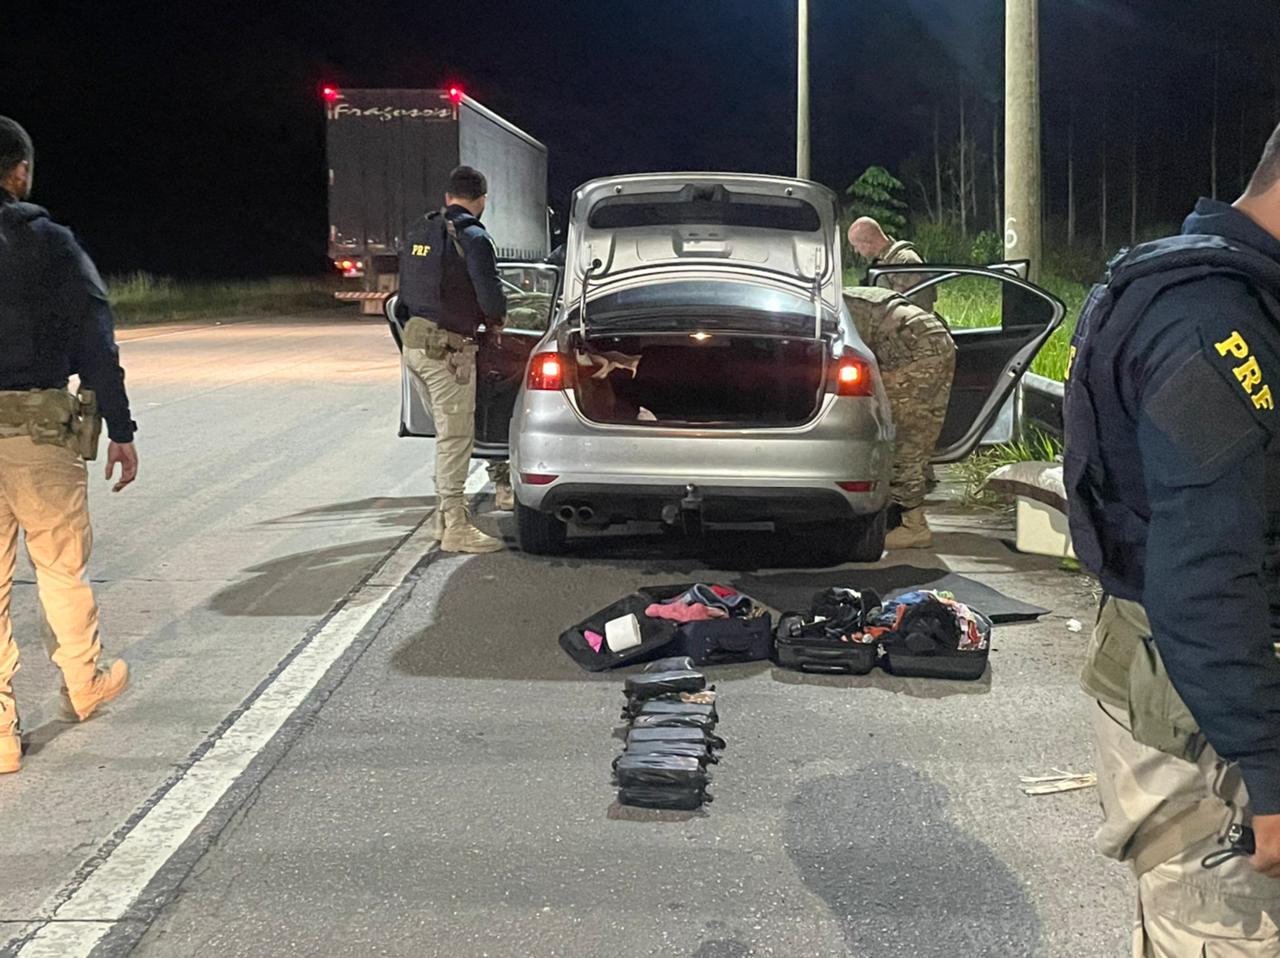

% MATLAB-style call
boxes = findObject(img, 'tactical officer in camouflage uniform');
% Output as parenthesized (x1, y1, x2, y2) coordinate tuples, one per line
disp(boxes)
(844, 286, 954, 550)
(849, 217, 938, 312)
(1066, 127, 1280, 955)
(0, 118, 134, 774)
(397, 166, 507, 553)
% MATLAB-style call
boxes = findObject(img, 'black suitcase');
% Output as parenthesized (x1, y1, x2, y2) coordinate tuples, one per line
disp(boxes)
(672, 615, 774, 666)
(881, 640, 989, 680)
(879, 598, 991, 681)
(773, 632, 878, 674)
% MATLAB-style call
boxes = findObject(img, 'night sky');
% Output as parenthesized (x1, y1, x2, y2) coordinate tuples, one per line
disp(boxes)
(4, 0, 1278, 277)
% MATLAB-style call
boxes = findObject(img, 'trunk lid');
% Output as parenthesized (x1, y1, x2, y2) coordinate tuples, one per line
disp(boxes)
(563, 174, 843, 331)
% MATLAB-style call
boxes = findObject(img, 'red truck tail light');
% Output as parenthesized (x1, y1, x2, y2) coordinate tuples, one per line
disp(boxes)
(321, 85, 340, 103)
(528, 352, 573, 391)
(830, 350, 874, 397)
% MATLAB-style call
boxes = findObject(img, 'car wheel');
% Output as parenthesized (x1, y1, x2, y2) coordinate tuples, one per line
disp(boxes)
(847, 510, 888, 563)
(793, 510, 887, 565)
(516, 501, 568, 555)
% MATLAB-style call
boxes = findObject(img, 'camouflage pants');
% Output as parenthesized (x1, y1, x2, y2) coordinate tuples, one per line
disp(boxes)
(881, 332, 955, 511)
(0, 436, 104, 734)
(405, 346, 477, 514)
(1091, 600, 1280, 956)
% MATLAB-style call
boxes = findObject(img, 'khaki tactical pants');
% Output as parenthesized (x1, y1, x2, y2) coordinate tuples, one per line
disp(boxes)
(405, 344, 478, 514)
(1091, 600, 1280, 956)
(0, 437, 103, 732)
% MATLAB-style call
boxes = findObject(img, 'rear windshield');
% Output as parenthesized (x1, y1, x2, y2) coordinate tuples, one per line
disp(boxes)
(584, 280, 832, 336)
(588, 185, 822, 232)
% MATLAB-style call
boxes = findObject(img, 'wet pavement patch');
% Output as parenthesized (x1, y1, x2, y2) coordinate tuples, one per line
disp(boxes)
(784, 763, 1042, 956)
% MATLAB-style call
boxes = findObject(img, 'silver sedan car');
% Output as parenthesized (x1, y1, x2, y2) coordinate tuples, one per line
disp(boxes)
(388, 173, 1064, 561)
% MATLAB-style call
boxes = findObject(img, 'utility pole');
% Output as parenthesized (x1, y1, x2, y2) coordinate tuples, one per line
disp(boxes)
(1004, 0, 1042, 279)
(797, 0, 811, 179)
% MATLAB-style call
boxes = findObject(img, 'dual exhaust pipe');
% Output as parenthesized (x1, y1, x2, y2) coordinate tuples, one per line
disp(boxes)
(557, 505, 595, 524)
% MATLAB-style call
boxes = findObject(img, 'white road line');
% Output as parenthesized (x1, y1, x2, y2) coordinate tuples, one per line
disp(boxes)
(13, 520, 441, 958)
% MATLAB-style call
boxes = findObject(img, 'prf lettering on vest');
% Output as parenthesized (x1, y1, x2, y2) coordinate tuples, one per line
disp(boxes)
(1215, 330, 1276, 411)
(411, 244, 432, 257)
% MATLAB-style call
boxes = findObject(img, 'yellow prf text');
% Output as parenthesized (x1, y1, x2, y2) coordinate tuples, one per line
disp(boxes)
(1216, 331, 1276, 411)
(411, 244, 432, 257)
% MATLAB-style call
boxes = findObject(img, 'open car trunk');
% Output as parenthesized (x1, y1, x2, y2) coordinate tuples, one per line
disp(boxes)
(571, 332, 828, 428)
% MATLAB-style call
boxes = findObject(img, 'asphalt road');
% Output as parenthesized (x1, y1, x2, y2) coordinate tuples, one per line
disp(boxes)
(2, 315, 1132, 957)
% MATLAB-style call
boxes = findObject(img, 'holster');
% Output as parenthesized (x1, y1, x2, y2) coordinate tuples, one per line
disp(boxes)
(72, 390, 103, 461)
(404, 317, 478, 384)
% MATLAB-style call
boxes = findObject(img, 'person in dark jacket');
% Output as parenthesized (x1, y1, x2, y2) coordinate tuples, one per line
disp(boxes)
(1069, 123, 1280, 953)
(0, 117, 134, 774)
(397, 166, 508, 553)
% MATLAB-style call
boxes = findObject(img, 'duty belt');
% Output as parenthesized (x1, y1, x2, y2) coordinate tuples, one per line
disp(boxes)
(0, 388, 103, 460)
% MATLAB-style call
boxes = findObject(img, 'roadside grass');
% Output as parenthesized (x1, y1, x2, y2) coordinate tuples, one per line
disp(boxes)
(108, 273, 345, 326)
(950, 428, 1064, 508)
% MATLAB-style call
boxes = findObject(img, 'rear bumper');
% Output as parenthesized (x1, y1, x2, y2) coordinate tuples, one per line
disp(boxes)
(521, 481, 884, 523)
(511, 391, 893, 522)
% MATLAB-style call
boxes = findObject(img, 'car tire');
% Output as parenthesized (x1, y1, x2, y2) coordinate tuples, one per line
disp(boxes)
(794, 510, 887, 565)
(847, 510, 888, 563)
(516, 501, 568, 555)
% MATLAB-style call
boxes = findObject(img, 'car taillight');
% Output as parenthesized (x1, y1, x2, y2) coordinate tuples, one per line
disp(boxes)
(831, 350, 874, 397)
(528, 352, 573, 391)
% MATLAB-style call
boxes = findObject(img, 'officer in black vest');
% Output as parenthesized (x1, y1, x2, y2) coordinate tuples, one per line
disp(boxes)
(1066, 124, 1280, 952)
(0, 117, 135, 774)
(397, 166, 508, 553)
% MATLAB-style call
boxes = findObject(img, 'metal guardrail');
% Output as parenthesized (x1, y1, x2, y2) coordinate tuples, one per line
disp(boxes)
(1020, 373, 1064, 440)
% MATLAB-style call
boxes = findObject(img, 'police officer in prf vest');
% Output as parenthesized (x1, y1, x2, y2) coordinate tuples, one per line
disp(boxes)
(1066, 122, 1280, 952)
(397, 165, 507, 554)
(0, 117, 135, 775)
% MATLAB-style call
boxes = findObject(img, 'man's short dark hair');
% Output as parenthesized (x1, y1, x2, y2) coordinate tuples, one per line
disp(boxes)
(448, 166, 487, 200)
(0, 116, 33, 178)
(1247, 122, 1280, 196)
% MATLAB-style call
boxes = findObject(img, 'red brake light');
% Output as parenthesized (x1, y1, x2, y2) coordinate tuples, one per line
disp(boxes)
(322, 85, 340, 103)
(521, 473, 559, 486)
(837, 481, 876, 493)
(448, 86, 463, 103)
(528, 352, 572, 391)
(832, 351, 874, 397)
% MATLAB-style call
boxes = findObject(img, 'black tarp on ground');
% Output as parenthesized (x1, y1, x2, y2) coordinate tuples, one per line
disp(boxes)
(733, 567, 1048, 624)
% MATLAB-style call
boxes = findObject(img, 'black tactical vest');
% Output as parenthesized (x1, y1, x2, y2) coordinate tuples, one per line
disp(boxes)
(1064, 235, 1280, 598)
(398, 210, 486, 337)
(0, 199, 58, 387)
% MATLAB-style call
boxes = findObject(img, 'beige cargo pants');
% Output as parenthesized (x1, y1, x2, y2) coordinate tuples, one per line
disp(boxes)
(404, 345, 477, 514)
(0, 437, 103, 733)
(1091, 601, 1280, 956)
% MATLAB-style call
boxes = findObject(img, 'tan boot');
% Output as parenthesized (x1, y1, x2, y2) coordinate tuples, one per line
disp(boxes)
(66, 660, 130, 722)
(440, 506, 503, 554)
(885, 507, 934, 550)
(493, 479, 515, 512)
(0, 725, 18, 774)
(428, 507, 445, 542)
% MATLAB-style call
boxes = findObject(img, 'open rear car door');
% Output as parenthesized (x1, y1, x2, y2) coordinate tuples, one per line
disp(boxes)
(863, 264, 1065, 462)
(385, 263, 561, 456)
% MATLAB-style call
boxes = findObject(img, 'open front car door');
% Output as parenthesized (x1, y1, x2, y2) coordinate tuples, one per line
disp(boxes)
(386, 263, 562, 456)
(864, 264, 1065, 462)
